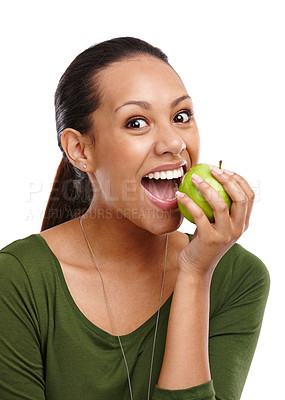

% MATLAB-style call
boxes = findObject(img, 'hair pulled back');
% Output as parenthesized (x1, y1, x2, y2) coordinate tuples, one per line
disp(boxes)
(41, 37, 168, 231)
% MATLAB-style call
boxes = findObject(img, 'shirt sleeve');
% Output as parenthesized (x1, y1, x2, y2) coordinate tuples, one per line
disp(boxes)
(151, 245, 270, 400)
(152, 380, 215, 399)
(0, 252, 46, 399)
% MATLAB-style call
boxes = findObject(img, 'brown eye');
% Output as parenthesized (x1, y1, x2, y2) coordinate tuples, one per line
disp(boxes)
(126, 118, 148, 129)
(173, 110, 193, 123)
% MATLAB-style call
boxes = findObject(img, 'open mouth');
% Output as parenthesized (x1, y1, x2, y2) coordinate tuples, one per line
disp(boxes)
(141, 164, 186, 211)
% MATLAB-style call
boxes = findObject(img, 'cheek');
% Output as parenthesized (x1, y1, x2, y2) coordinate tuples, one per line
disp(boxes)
(185, 127, 200, 166)
(93, 139, 141, 193)
(109, 135, 147, 173)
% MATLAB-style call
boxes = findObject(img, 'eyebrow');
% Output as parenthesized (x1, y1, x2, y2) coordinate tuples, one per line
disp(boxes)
(114, 95, 191, 112)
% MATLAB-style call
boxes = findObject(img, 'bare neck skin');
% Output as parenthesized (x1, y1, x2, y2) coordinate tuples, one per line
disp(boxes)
(80, 205, 171, 277)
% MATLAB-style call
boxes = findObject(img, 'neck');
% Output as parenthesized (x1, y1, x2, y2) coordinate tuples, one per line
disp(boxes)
(80, 206, 168, 275)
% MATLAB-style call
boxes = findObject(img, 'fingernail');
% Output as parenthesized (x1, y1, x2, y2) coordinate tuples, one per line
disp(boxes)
(176, 191, 185, 199)
(192, 173, 203, 183)
(223, 169, 234, 175)
(211, 166, 223, 175)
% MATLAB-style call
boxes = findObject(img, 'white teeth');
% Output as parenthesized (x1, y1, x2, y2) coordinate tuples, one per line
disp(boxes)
(144, 166, 184, 180)
(166, 171, 173, 179)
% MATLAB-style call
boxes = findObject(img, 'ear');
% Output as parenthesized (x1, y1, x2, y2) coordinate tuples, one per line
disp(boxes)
(61, 128, 90, 171)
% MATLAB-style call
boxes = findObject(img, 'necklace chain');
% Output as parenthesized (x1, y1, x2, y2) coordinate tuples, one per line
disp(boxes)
(79, 216, 168, 400)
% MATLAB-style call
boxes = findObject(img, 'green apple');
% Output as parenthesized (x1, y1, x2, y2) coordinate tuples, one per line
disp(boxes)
(178, 163, 232, 224)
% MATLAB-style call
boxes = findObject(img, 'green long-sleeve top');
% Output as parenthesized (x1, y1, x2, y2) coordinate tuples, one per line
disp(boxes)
(0, 233, 269, 399)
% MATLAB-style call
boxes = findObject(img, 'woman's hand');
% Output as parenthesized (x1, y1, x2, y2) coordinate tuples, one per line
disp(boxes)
(176, 166, 255, 279)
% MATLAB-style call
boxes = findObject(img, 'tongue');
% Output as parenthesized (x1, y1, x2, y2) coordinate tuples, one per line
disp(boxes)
(142, 178, 178, 200)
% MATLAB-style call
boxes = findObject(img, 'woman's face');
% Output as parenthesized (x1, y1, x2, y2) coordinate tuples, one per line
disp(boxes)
(87, 56, 200, 235)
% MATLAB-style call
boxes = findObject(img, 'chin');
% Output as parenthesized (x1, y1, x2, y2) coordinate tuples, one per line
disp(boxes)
(137, 208, 184, 236)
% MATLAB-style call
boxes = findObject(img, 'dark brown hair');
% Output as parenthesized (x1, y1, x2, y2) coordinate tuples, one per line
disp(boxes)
(41, 37, 169, 231)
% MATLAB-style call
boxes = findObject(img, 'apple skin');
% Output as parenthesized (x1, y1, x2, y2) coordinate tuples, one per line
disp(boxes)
(178, 163, 232, 224)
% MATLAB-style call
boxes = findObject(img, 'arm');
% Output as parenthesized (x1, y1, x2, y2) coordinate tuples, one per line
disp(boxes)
(0, 252, 46, 399)
(153, 167, 267, 399)
(208, 248, 270, 399)
(152, 248, 269, 400)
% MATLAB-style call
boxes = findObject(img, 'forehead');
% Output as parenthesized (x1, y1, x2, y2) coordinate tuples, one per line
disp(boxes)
(97, 56, 187, 110)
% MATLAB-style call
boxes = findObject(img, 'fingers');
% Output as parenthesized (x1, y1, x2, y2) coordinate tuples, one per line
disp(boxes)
(177, 172, 232, 237)
(210, 166, 254, 234)
(177, 191, 211, 232)
(191, 173, 231, 234)
(177, 166, 255, 241)
(230, 172, 255, 229)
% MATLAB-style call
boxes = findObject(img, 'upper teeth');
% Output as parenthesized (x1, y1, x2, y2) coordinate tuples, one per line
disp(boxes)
(145, 167, 184, 180)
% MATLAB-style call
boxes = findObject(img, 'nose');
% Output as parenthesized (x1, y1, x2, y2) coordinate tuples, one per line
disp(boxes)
(153, 125, 186, 157)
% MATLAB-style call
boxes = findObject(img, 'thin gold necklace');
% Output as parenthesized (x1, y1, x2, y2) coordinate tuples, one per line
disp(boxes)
(79, 216, 168, 400)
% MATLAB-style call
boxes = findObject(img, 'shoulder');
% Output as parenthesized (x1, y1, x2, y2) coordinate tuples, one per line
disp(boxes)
(210, 241, 270, 318)
(0, 234, 59, 298)
(213, 242, 270, 290)
(1, 233, 55, 269)
(214, 241, 270, 282)
(185, 233, 270, 317)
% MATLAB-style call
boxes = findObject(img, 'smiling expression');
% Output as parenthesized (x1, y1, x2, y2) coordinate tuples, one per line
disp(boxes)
(86, 56, 200, 234)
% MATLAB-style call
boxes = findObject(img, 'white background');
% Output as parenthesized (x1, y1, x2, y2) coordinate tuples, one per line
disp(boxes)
(1, 1, 284, 398)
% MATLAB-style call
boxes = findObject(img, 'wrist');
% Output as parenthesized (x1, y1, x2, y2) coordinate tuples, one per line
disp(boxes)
(176, 267, 213, 289)
(176, 269, 213, 288)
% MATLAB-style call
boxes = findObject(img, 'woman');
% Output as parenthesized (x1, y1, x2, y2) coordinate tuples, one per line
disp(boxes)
(0, 37, 270, 399)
